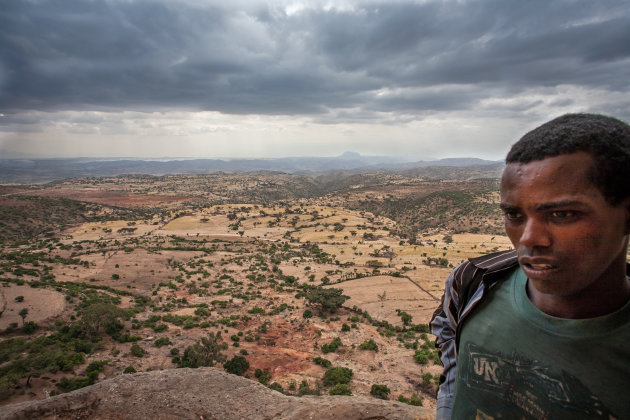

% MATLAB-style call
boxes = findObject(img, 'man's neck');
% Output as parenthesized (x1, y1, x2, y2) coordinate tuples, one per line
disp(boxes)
(526, 264, 630, 319)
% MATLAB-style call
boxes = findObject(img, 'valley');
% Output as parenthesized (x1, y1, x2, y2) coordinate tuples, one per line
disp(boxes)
(0, 169, 511, 410)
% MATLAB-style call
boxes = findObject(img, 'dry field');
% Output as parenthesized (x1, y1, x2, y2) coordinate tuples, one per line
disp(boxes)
(0, 285, 67, 330)
(0, 174, 512, 410)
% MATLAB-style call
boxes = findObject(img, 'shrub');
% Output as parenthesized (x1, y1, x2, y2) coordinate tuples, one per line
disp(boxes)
(254, 368, 271, 385)
(22, 321, 37, 334)
(414, 351, 427, 364)
(370, 384, 390, 399)
(302, 309, 313, 319)
(123, 365, 136, 374)
(51, 351, 84, 372)
(269, 303, 289, 315)
(86, 360, 107, 381)
(18, 308, 28, 323)
(322, 367, 353, 386)
(194, 307, 211, 317)
(359, 339, 378, 351)
(268, 382, 283, 393)
(414, 348, 440, 364)
(422, 372, 434, 386)
(298, 380, 320, 396)
(304, 287, 348, 313)
(130, 343, 145, 357)
(86, 360, 108, 376)
(223, 355, 249, 376)
(313, 357, 331, 367)
(398, 311, 412, 326)
(78, 303, 128, 337)
(59, 376, 91, 392)
(154, 337, 172, 347)
(412, 324, 430, 333)
(398, 393, 423, 406)
(329, 384, 352, 395)
(248, 307, 265, 315)
(152, 324, 168, 332)
(180, 332, 228, 368)
(341, 323, 350, 332)
(321, 337, 342, 354)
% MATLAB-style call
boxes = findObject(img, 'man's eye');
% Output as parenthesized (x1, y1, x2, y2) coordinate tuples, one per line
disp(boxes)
(504, 211, 522, 221)
(550, 211, 576, 220)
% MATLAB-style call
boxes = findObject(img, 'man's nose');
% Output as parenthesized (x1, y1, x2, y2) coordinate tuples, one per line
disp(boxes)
(519, 218, 552, 249)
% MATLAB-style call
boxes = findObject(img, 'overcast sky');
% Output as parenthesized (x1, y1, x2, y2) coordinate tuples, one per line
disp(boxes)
(1, 0, 629, 160)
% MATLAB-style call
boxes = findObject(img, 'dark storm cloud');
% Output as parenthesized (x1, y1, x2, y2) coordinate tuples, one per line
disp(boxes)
(1, 0, 629, 118)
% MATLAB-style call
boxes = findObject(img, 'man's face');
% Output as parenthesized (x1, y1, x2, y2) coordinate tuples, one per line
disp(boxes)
(500, 152, 629, 298)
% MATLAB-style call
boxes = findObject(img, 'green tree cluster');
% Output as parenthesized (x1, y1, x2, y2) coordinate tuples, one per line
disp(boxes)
(223, 355, 249, 376)
(359, 339, 378, 351)
(321, 337, 342, 354)
(179, 332, 228, 368)
(322, 367, 353, 386)
(304, 287, 349, 313)
(370, 384, 391, 399)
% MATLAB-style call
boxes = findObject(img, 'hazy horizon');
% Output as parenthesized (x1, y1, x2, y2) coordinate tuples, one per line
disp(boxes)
(0, 151, 500, 162)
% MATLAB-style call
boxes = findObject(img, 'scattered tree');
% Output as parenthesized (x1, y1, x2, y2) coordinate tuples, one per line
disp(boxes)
(78, 303, 127, 337)
(123, 366, 137, 374)
(305, 287, 349, 313)
(322, 367, 353, 386)
(359, 339, 378, 351)
(370, 384, 391, 399)
(130, 343, 145, 357)
(329, 384, 352, 395)
(398, 310, 412, 326)
(398, 393, 423, 406)
(223, 355, 249, 376)
(180, 332, 228, 368)
(18, 308, 28, 325)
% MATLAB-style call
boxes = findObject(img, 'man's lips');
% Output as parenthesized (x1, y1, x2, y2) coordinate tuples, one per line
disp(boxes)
(519, 257, 558, 271)
(527, 263, 555, 270)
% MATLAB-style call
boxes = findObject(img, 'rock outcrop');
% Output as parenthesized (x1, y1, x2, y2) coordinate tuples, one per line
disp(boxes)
(0, 368, 435, 420)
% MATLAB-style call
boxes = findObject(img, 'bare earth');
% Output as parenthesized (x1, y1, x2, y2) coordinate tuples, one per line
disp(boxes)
(0, 285, 67, 330)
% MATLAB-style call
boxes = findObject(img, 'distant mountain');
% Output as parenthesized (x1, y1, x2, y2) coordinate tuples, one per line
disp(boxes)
(415, 157, 500, 167)
(0, 153, 501, 184)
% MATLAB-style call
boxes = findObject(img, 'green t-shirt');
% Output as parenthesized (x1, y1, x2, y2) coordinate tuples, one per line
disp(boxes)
(453, 267, 630, 419)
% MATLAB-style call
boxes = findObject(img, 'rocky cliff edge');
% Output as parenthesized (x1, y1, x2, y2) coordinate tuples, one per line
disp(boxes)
(0, 368, 435, 420)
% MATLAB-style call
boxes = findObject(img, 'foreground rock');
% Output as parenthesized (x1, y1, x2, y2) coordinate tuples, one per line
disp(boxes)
(0, 368, 435, 420)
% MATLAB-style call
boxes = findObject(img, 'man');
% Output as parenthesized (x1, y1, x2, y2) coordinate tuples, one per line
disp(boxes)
(430, 113, 630, 419)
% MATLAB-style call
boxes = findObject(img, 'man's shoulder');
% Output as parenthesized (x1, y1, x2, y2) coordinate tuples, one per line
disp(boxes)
(451, 249, 518, 292)
(468, 249, 518, 270)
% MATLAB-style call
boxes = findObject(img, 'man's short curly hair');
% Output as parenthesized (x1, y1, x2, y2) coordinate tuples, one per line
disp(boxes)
(506, 113, 630, 205)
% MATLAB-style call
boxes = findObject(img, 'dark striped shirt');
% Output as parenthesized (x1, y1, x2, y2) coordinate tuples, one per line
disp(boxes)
(430, 250, 518, 420)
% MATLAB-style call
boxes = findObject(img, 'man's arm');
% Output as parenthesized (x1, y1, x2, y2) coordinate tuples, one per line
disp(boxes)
(430, 269, 460, 420)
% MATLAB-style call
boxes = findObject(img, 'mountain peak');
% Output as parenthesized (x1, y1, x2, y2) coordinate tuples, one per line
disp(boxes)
(339, 151, 361, 159)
